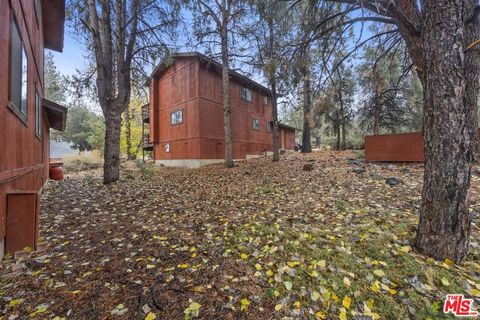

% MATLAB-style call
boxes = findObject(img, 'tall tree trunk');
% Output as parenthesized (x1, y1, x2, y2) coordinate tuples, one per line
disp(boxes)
(104, 112, 122, 184)
(414, 0, 479, 263)
(302, 77, 312, 153)
(268, 17, 280, 162)
(336, 121, 340, 151)
(271, 80, 280, 162)
(125, 103, 133, 160)
(339, 90, 346, 150)
(373, 69, 381, 135)
(221, 24, 234, 168)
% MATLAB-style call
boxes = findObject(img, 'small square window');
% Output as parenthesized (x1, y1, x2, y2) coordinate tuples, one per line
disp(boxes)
(252, 118, 259, 130)
(266, 121, 272, 132)
(35, 90, 41, 138)
(240, 86, 252, 102)
(263, 96, 268, 104)
(171, 109, 183, 125)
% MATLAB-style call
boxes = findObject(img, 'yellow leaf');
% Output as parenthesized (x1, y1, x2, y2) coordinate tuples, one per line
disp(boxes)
(399, 246, 411, 253)
(284, 281, 293, 291)
(311, 291, 320, 302)
(240, 253, 248, 260)
(441, 277, 450, 286)
(178, 264, 189, 269)
(145, 312, 156, 320)
(343, 277, 351, 287)
(371, 281, 380, 293)
(266, 269, 274, 277)
(293, 301, 301, 309)
(255, 264, 262, 271)
(240, 298, 250, 311)
(8, 299, 23, 308)
(471, 289, 480, 297)
(373, 270, 385, 277)
(339, 307, 347, 320)
(315, 311, 327, 319)
(274, 304, 283, 311)
(342, 296, 352, 309)
(318, 260, 326, 268)
(443, 259, 454, 268)
(146, 264, 156, 269)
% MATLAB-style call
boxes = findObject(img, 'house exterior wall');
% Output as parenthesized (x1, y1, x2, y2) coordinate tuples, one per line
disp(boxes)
(150, 55, 293, 163)
(0, 0, 53, 253)
(151, 58, 200, 160)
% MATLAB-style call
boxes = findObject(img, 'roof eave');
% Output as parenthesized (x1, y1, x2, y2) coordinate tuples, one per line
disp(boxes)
(43, 98, 68, 131)
(42, 0, 66, 52)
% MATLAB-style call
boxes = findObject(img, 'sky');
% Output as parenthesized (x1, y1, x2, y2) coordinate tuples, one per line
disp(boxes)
(48, 7, 378, 118)
(49, 25, 87, 77)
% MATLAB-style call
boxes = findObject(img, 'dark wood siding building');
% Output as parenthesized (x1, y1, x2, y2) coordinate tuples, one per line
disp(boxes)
(0, 0, 66, 256)
(145, 52, 296, 167)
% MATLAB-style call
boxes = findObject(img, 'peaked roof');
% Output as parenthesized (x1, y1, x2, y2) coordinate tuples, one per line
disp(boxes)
(150, 52, 272, 96)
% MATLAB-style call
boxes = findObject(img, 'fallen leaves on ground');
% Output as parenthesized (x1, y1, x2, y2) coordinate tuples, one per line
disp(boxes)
(2, 151, 480, 319)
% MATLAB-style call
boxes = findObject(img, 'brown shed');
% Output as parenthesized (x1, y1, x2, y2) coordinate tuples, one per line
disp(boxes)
(144, 52, 296, 167)
(0, 0, 67, 256)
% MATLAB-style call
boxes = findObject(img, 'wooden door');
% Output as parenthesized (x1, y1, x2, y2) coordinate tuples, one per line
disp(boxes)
(6, 193, 38, 253)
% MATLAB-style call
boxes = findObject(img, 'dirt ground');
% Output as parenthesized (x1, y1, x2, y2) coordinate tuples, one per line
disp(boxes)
(2, 151, 480, 319)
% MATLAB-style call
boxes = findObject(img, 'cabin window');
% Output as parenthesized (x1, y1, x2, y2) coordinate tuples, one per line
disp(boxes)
(266, 121, 273, 132)
(35, 90, 41, 138)
(171, 109, 183, 125)
(263, 96, 268, 104)
(240, 86, 252, 102)
(9, 17, 28, 122)
(252, 118, 259, 130)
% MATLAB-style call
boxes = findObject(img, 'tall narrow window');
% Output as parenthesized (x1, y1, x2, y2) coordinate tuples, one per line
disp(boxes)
(266, 121, 272, 132)
(9, 17, 28, 121)
(171, 109, 183, 125)
(263, 96, 268, 104)
(240, 86, 252, 102)
(252, 118, 259, 130)
(35, 90, 41, 138)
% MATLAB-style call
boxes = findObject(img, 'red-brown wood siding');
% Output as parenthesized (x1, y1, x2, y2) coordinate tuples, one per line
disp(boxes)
(365, 132, 425, 162)
(0, 0, 51, 245)
(150, 56, 290, 160)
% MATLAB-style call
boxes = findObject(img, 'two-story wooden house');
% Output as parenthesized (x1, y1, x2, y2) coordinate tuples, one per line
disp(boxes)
(0, 0, 67, 257)
(144, 52, 296, 167)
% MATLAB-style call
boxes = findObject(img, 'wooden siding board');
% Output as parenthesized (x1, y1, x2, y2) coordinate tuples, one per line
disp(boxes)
(365, 132, 424, 162)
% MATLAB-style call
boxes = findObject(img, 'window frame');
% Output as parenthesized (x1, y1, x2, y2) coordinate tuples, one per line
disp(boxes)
(263, 95, 268, 105)
(35, 87, 42, 139)
(266, 121, 273, 133)
(252, 118, 260, 131)
(170, 109, 184, 126)
(240, 86, 252, 103)
(8, 13, 28, 125)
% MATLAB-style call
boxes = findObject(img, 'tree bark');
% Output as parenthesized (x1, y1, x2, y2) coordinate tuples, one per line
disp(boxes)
(104, 111, 122, 184)
(267, 17, 280, 162)
(339, 89, 346, 150)
(373, 67, 381, 135)
(302, 77, 312, 153)
(220, 19, 234, 168)
(414, 0, 479, 263)
(271, 81, 280, 162)
(125, 103, 133, 160)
